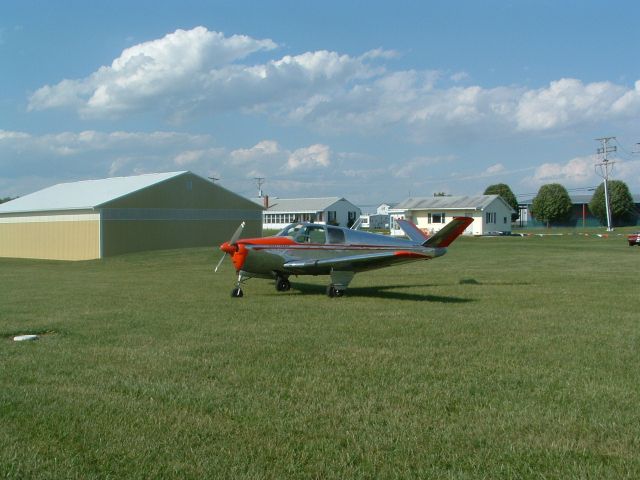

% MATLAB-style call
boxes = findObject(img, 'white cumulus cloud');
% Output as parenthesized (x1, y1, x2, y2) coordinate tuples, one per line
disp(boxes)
(286, 144, 331, 170)
(515, 78, 631, 131)
(25, 27, 640, 141)
(28, 27, 278, 117)
(230, 140, 281, 164)
(525, 156, 597, 188)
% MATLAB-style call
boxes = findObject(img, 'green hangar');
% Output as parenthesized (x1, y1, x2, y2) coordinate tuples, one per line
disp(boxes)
(0, 171, 262, 260)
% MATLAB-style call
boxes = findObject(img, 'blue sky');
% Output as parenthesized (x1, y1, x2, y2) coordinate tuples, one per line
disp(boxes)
(2, 0, 639, 206)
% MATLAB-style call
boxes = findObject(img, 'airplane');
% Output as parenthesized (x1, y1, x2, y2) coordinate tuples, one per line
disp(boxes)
(214, 216, 473, 297)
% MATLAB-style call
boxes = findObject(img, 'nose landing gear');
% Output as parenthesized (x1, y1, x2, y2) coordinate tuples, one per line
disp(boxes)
(231, 272, 246, 298)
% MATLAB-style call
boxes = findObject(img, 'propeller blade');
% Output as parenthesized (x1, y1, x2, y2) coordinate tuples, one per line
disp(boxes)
(229, 221, 246, 244)
(214, 253, 227, 272)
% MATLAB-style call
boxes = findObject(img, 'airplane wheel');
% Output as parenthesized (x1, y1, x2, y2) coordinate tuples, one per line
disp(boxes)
(231, 287, 244, 298)
(327, 286, 344, 298)
(276, 277, 291, 292)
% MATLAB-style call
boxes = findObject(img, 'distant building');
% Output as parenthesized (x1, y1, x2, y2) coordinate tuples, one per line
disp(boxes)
(0, 171, 262, 260)
(389, 195, 514, 236)
(517, 193, 640, 228)
(258, 196, 361, 230)
(359, 203, 392, 230)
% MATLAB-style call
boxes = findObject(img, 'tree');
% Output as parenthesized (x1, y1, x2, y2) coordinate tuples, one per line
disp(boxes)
(0, 197, 14, 204)
(530, 183, 573, 227)
(484, 183, 519, 221)
(589, 180, 636, 227)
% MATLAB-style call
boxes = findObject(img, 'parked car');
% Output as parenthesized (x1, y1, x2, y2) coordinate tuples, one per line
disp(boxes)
(628, 232, 640, 246)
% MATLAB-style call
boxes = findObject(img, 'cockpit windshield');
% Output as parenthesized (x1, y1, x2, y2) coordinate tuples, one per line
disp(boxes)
(277, 223, 327, 244)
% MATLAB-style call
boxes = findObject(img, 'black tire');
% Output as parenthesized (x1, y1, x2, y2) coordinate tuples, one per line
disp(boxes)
(276, 278, 291, 292)
(231, 288, 244, 297)
(326, 285, 345, 298)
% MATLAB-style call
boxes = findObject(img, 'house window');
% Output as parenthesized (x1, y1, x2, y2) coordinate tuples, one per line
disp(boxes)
(485, 212, 497, 224)
(428, 212, 446, 224)
(327, 211, 337, 224)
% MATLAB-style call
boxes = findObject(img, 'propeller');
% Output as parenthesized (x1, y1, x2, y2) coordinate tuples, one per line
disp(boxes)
(214, 221, 245, 272)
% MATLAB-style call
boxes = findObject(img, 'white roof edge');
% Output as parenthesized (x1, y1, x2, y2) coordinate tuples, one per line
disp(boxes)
(0, 171, 189, 214)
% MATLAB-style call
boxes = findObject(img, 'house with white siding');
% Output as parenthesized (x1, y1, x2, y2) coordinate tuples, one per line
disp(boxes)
(258, 196, 361, 230)
(389, 195, 515, 236)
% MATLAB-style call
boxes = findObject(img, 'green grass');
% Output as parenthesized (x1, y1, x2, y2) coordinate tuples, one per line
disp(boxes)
(1, 235, 639, 478)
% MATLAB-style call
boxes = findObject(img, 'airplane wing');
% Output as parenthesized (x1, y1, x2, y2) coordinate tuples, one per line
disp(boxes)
(283, 250, 431, 274)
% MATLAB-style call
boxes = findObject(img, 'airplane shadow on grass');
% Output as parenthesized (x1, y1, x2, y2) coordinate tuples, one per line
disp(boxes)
(289, 283, 474, 303)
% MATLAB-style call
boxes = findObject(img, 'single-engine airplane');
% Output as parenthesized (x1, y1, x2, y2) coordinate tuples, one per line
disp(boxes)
(215, 217, 473, 297)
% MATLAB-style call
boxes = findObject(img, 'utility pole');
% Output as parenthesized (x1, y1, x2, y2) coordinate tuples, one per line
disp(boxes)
(594, 137, 616, 231)
(254, 177, 265, 197)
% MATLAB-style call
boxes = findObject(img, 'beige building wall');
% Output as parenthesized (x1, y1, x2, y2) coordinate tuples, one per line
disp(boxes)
(0, 212, 100, 260)
(415, 211, 479, 235)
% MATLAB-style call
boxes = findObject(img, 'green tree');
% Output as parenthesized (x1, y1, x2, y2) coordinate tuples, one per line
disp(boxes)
(589, 180, 636, 227)
(530, 183, 573, 228)
(484, 183, 519, 221)
(0, 197, 14, 204)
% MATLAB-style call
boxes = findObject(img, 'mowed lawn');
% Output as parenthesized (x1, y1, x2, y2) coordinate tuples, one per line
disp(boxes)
(1, 233, 639, 478)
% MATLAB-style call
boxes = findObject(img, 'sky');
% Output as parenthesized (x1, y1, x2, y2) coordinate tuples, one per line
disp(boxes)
(2, 0, 640, 208)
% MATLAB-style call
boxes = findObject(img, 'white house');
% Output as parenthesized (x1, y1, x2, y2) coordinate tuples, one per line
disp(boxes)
(389, 195, 515, 236)
(259, 196, 361, 230)
(359, 203, 392, 230)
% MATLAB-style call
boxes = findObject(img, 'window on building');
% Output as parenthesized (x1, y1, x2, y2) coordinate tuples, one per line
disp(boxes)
(486, 212, 497, 224)
(428, 212, 446, 223)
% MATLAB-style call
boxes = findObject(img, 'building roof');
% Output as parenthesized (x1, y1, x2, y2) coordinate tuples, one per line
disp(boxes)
(392, 195, 514, 212)
(0, 171, 188, 214)
(262, 197, 354, 213)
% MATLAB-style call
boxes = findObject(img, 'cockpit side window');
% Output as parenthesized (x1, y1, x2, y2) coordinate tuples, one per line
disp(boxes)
(327, 227, 345, 244)
(294, 225, 326, 244)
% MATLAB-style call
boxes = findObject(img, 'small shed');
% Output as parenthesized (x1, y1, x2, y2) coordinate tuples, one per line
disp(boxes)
(0, 171, 261, 260)
(389, 195, 515, 236)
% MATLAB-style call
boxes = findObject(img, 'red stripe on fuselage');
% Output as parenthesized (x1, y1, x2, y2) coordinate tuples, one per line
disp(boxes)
(394, 250, 429, 258)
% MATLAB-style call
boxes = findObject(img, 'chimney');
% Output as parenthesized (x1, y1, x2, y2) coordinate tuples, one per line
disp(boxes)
(263, 195, 269, 209)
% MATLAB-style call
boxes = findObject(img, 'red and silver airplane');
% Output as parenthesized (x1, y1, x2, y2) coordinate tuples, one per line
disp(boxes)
(215, 217, 473, 297)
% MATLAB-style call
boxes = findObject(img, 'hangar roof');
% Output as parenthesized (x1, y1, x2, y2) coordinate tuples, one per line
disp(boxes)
(0, 171, 188, 214)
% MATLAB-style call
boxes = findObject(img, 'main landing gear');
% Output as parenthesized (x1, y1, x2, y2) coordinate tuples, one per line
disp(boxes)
(275, 276, 291, 292)
(326, 285, 345, 298)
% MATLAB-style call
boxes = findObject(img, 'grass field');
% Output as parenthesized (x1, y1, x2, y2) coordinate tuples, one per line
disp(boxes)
(2, 233, 639, 478)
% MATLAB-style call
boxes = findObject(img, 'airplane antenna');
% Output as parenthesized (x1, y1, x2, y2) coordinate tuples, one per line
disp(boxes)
(594, 136, 616, 232)
(254, 177, 265, 197)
